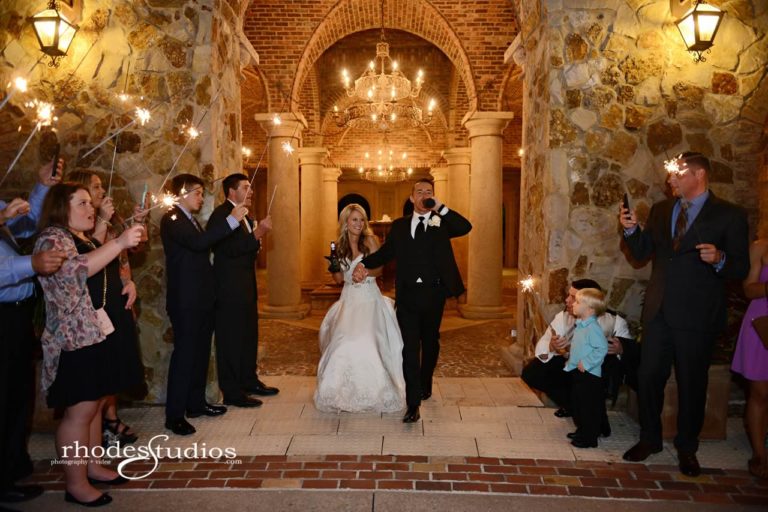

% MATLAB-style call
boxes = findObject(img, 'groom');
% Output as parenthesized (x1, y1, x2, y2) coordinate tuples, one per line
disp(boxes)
(353, 179, 471, 422)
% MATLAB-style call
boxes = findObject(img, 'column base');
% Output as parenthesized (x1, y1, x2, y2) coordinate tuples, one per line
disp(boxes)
(458, 304, 514, 319)
(259, 303, 311, 319)
(499, 344, 525, 377)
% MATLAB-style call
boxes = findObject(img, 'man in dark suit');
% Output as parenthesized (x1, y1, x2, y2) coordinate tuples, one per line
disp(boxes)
(354, 179, 471, 422)
(210, 173, 276, 408)
(160, 174, 247, 436)
(619, 152, 749, 476)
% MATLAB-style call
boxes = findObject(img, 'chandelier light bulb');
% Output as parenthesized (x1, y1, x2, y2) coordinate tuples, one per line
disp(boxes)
(390, 113, 396, 121)
(392, 61, 398, 70)
(358, 166, 364, 174)
(369, 61, 375, 70)
(407, 168, 413, 175)
(371, 113, 378, 121)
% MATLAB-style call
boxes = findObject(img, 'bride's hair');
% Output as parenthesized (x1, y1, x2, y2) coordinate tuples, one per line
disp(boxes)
(336, 203, 376, 268)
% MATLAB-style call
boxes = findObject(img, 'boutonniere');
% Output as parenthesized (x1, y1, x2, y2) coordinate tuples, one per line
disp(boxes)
(428, 216, 441, 227)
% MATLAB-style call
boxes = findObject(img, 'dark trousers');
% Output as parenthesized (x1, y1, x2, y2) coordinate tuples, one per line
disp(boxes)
(0, 299, 36, 488)
(638, 312, 715, 453)
(166, 308, 214, 419)
(571, 370, 607, 443)
(215, 302, 259, 400)
(521, 356, 571, 410)
(396, 288, 446, 407)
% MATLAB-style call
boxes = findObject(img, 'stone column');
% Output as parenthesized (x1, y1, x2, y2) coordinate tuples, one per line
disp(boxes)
(254, 113, 310, 319)
(321, 167, 342, 262)
(299, 147, 329, 291)
(459, 112, 515, 319)
(442, 147, 471, 283)
(429, 167, 449, 205)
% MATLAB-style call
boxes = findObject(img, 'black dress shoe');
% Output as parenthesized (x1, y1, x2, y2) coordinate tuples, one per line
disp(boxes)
(224, 396, 263, 408)
(554, 408, 572, 418)
(165, 417, 196, 436)
(0, 485, 43, 503)
(403, 406, 420, 423)
(87, 475, 128, 485)
(622, 441, 663, 462)
(567, 431, 578, 439)
(421, 391, 432, 401)
(244, 379, 279, 396)
(186, 404, 227, 418)
(677, 450, 701, 477)
(571, 438, 598, 448)
(64, 491, 112, 507)
(601, 425, 611, 438)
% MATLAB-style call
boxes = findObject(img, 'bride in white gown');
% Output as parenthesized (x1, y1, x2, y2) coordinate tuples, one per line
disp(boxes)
(314, 204, 406, 413)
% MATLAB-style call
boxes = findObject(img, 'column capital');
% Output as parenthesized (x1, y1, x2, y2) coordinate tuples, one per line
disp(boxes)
(430, 166, 449, 182)
(461, 112, 515, 138)
(254, 112, 307, 138)
(322, 167, 342, 182)
(442, 147, 472, 166)
(298, 147, 328, 166)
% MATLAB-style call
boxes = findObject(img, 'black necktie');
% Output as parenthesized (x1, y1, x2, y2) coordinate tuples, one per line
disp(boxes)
(415, 216, 426, 239)
(672, 201, 689, 251)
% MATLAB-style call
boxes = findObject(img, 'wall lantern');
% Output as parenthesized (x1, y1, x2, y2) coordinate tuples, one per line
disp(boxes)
(674, 0, 725, 63)
(31, 1, 79, 67)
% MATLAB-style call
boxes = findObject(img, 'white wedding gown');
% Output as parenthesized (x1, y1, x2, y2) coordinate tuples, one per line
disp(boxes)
(314, 254, 406, 413)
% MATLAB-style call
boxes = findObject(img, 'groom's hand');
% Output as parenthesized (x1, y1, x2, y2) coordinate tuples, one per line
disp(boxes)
(430, 197, 444, 212)
(352, 263, 368, 282)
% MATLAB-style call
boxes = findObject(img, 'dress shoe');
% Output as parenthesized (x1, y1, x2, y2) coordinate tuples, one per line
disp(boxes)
(244, 379, 279, 396)
(601, 424, 611, 438)
(165, 417, 196, 436)
(567, 431, 578, 439)
(224, 396, 263, 408)
(87, 475, 128, 486)
(186, 404, 227, 418)
(0, 485, 43, 503)
(553, 408, 572, 418)
(64, 491, 112, 507)
(677, 450, 701, 477)
(403, 406, 420, 423)
(421, 391, 432, 401)
(571, 438, 598, 448)
(622, 441, 663, 462)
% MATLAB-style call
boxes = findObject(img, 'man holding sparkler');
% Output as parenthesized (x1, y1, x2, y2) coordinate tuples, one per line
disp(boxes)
(161, 174, 248, 436)
(619, 151, 749, 476)
(211, 173, 276, 408)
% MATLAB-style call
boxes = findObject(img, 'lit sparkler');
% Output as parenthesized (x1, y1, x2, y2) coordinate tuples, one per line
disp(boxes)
(518, 275, 551, 334)
(267, 185, 278, 214)
(0, 77, 29, 110)
(0, 101, 56, 187)
(122, 192, 179, 224)
(281, 141, 295, 155)
(80, 107, 152, 161)
(664, 154, 685, 176)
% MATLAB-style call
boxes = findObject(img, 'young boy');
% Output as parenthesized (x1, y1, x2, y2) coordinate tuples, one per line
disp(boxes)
(564, 288, 609, 448)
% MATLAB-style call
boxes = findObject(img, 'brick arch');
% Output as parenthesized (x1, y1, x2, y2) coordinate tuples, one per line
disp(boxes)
(290, 0, 477, 114)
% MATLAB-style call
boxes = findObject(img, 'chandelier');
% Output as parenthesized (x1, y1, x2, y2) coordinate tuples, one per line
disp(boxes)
(332, 0, 436, 131)
(356, 141, 414, 183)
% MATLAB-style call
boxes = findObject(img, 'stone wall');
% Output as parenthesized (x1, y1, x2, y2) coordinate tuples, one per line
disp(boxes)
(0, 0, 245, 404)
(517, 0, 768, 348)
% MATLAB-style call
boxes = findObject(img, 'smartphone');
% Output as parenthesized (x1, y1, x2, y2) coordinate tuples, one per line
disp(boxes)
(50, 144, 61, 177)
(622, 192, 630, 213)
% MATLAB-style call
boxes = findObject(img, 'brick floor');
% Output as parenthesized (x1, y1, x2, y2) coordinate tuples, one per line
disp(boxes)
(24, 454, 767, 503)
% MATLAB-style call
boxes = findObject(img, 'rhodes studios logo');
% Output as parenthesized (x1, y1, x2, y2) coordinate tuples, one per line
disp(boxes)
(57, 435, 239, 480)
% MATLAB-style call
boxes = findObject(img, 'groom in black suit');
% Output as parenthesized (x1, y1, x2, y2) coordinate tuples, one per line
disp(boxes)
(354, 179, 471, 422)
(210, 173, 277, 408)
(619, 152, 748, 476)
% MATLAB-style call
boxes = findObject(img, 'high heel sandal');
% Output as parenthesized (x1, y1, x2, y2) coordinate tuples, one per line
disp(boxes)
(103, 416, 138, 445)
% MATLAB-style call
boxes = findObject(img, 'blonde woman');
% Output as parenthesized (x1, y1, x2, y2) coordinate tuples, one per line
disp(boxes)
(314, 204, 406, 413)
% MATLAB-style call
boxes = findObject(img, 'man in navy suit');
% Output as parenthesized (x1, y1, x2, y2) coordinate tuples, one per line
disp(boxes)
(619, 152, 749, 476)
(354, 179, 471, 423)
(210, 173, 276, 408)
(160, 174, 247, 435)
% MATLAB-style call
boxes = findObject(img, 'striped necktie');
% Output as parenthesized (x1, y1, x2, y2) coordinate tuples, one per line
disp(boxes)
(672, 201, 689, 251)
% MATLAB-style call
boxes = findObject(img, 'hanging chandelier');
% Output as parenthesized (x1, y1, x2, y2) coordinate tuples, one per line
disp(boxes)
(356, 140, 414, 183)
(332, 0, 436, 131)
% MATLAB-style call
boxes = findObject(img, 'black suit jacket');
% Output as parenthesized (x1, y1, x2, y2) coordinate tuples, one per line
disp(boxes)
(160, 206, 234, 314)
(210, 201, 261, 305)
(623, 191, 749, 332)
(361, 209, 471, 302)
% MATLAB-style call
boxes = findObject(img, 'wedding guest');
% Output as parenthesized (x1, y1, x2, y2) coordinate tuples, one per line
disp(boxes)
(619, 151, 749, 476)
(211, 173, 276, 408)
(34, 182, 144, 507)
(564, 288, 609, 448)
(160, 174, 246, 436)
(0, 160, 62, 506)
(67, 170, 143, 446)
(732, 238, 768, 479)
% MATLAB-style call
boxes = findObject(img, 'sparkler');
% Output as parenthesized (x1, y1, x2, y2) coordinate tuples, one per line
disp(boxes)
(0, 100, 56, 187)
(664, 154, 685, 176)
(267, 185, 278, 214)
(0, 77, 29, 110)
(122, 192, 179, 224)
(518, 275, 552, 334)
(79, 107, 151, 161)
(157, 125, 201, 193)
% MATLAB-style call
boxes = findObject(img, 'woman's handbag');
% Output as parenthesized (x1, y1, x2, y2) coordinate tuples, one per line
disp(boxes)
(752, 282, 768, 350)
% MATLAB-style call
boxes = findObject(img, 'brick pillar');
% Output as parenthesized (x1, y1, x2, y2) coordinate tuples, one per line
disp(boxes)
(459, 112, 515, 319)
(254, 113, 310, 319)
(443, 147, 471, 284)
(299, 147, 329, 291)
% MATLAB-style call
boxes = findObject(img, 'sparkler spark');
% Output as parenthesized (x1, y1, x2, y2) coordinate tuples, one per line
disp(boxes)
(13, 77, 28, 93)
(281, 141, 294, 154)
(186, 126, 200, 139)
(519, 276, 535, 293)
(135, 107, 151, 126)
(664, 154, 685, 175)
(272, 114, 282, 125)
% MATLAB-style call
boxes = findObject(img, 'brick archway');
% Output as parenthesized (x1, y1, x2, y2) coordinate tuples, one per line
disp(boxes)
(289, 0, 478, 114)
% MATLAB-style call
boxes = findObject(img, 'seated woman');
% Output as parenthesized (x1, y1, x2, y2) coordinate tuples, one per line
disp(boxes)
(314, 204, 406, 413)
(34, 183, 144, 507)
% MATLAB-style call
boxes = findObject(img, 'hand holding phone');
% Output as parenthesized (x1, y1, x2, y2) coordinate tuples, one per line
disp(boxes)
(622, 193, 630, 213)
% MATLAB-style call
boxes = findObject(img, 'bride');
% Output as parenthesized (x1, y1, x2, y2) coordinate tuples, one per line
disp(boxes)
(314, 204, 406, 413)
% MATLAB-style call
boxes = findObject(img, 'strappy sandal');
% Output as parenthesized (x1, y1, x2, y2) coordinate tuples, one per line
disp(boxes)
(103, 417, 139, 445)
(748, 458, 768, 480)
